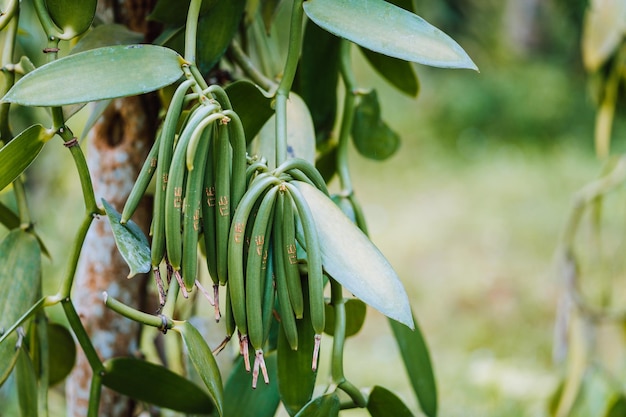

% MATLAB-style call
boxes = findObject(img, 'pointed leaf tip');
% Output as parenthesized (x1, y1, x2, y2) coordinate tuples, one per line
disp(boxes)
(303, 0, 478, 71)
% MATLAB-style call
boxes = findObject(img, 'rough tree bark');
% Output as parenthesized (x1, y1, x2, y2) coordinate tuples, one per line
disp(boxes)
(65, 2, 161, 416)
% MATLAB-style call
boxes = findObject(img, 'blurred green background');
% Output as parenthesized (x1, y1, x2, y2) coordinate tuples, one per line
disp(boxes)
(7, 0, 626, 416)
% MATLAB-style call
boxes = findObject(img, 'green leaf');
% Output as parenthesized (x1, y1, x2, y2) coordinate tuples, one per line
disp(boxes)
(225, 80, 274, 142)
(45, 0, 97, 38)
(606, 395, 626, 417)
(324, 298, 366, 337)
(0, 201, 19, 230)
(352, 89, 400, 161)
(47, 323, 76, 386)
(0, 229, 42, 385)
(102, 199, 150, 278)
(101, 357, 215, 414)
(297, 20, 341, 144)
(303, 0, 478, 70)
(196, 0, 246, 73)
(359, 47, 419, 97)
(148, 0, 218, 25)
(293, 181, 414, 329)
(278, 283, 318, 416)
(261, 0, 282, 32)
(3, 45, 184, 106)
(367, 386, 414, 417)
(389, 312, 437, 417)
(15, 348, 38, 417)
(70, 24, 144, 55)
(0, 125, 53, 192)
(294, 392, 340, 417)
(175, 321, 224, 416)
(224, 352, 280, 417)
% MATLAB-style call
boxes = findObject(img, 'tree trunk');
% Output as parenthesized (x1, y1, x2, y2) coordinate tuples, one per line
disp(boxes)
(65, 2, 160, 416)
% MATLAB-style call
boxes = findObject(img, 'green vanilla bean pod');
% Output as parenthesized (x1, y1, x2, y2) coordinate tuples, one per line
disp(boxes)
(274, 157, 329, 196)
(222, 110, 247, 215)
(261, 244, 277, 347)
(181, 124, 214, 292)
(151, 79, 196, 271)
(214, 120, 232, 285)
(120, 131, 161, 223)
(284, 181, 325, 370)
(227, 174, 281, 368)
(282, 189, 304, 319)
(273, 187, 299, 351)
(164, 105, 221, 296)
(245, 186, 278, 388)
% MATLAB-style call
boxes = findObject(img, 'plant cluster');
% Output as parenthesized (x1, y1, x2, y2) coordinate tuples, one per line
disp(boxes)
(0, 0, 476, 415)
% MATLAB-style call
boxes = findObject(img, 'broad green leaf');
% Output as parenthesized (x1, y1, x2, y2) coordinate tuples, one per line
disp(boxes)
(0, 229, 41, 385)
(389, 312, 437, 417)
(175, 321, 224, 416)
(294, 392, 340, 417)
(47, 323, 76, 386)
(0, 201, 19, 230)
(224, 352, 280, 417)
(294, 181, 414, 329)
(324, 298, 366, 337)
(101, 357, 215, 414)
(15, 348, 37, 417)
(257, 93, 316, 167)
(45, 0, 97, 38)
(148, 0, 218, 25)
(352, 89, 400, 161)
(303, 0, 478, 70)
(367, 386, 413, 417)
(297, 20, 341, 144)
(0, 125, 53, 192)
(606, 395, 626, 417)
(278, 284, 318, 416)
(360, 47, 419, 97)
(196, 0, 246, 73)
(70, 24, 143, 55)
(582, 0, 626, 72)
(225, 80, 274, 142)
(102, 199, 151, 278)
(3, 45, 184, 106)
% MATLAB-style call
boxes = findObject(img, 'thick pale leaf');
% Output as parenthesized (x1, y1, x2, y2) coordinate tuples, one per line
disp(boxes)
(324, 298, 366, 337)
(45, 0, 97, 38)
(15, 348, 37, 417)
(0, 229, 41, 385)
(582, 0, 626, 71)
(47, 323, 76, 386)
(303, 0, 477, 70)
(0, 201, 19, 230)
(102, 357, 215, 414)
(257, 93, 316, 167)
(297, 20, 341, 144)
(367, 386, 413, 417)
(225, 80, 274, 141)
(360, 47, 419, 97)
(102, 199, 150, 278)
(278, 284, 318, 416)
(196, 0, 246, 73)
(294, 181, 413, 329)
(3, 45, 184, 106)
(389, 312, 436, 417)
(352, 89, 400, 161)
(294, 392, 340, 417)
(0, 125, 53, 192)
(224, 352, 280, 417)
(70, 24, 143, 55)
(176, 321, 224, 416)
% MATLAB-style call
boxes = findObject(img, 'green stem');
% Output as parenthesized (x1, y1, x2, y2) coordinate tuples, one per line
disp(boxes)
(228, 40, 276, 93)
(104, 292, 173, 331)
(0, 10, 17, 141)
(58, 213, 95, 298)
(87, 371, 102, 417)
(184, 0, 203, 63)
(62, 300, 103, 373)
(0, 297, 47, 345)
(32, 0, 62, 39)
(0, 0, 18, 32)
(162, 277, 181, 319)
(36, 311, 49, 417)
(275, 0, 305, 166)
(337, 40, 357, 194)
